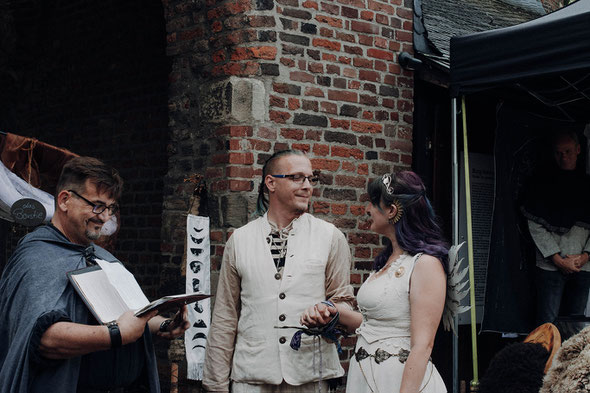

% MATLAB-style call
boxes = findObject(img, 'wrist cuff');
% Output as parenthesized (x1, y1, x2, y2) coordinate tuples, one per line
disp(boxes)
(107, 321, 122, 348)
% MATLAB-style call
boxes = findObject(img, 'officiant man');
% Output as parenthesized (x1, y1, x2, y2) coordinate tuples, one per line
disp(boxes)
(0, 156, 189, 393)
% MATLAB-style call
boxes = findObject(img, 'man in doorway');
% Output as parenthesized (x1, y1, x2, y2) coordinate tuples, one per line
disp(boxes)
(203, 150, 355, 392)
(0, 156, 189, 392)
(523, 131, 590, 325)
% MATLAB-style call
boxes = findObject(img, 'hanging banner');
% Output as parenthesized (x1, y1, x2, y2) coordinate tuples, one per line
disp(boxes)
(184, 214, 211, 380)
(0, 160, 54, 223)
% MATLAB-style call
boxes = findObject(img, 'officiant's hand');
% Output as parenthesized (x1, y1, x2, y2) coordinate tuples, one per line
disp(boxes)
(157, 305, 190, 339)
(118, 310, 158, 345)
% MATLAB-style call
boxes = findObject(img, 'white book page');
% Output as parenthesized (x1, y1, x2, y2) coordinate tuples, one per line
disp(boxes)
(72, 269, 130, 323)
(95, 259, 150, 311)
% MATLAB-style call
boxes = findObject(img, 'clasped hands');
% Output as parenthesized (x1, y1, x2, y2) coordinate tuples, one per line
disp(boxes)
(300, 302, 338, 328)
(552, 253, 589, 274)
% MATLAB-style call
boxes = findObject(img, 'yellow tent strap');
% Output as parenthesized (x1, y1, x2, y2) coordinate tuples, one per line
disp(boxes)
(461, 96, 480, 388)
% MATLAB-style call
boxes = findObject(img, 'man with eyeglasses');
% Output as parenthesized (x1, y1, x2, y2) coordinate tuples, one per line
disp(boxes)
(203, 150, 355, 392)
(0, 156, 188, 393)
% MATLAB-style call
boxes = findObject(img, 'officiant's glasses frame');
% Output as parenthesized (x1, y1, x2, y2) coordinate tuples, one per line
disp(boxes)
(68, 189, 119, 216)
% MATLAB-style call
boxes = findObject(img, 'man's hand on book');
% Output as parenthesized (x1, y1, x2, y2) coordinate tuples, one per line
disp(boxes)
(118, 309, 158, 345)
(157, 305, 190, 339)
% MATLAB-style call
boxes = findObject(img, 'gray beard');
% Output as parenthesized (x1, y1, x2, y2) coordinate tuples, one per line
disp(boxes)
(85, 229, 101, 241)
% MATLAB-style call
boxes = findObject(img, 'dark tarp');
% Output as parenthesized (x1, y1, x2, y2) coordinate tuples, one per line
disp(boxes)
(450, 0, 590, 97)
(449, 0, 590, 333)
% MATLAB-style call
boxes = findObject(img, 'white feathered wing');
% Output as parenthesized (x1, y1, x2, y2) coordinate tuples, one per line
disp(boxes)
(442, 242, 470, 335)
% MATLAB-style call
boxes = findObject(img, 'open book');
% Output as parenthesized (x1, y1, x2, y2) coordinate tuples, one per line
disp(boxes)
(67, 258, 210, 325)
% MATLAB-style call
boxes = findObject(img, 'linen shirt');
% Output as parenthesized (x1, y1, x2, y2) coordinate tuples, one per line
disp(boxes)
(528, 220, 590, 272)
(202, 213, 355, 392)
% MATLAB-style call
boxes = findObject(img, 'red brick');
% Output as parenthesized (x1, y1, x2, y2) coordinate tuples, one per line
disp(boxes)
(298, 59, 307, 70)
(250, 46, 277, 59)
(350, 204, 366, 216)
(178, 27, 204, 41)
(330, 118, 351, 129)
(363, 111, 374, 120)
(292, 143, 311, 153)
(270, 95, 286, 107)
(316, 14, 343, 28)
(396, 30, 412, 42)
(351, 20, 379, 34)
(309, 62, 324, 73)
(281, 57, 296, 67)
(353, 58, 373, 69)
(359, 70, 380, 82)
(211, 179, 229, 192)
(361, 10, 374, 20)
(397, 99, 413, 112)
(280, 128, 305, 140)
(351, 120, 383, 133)
(375, 13, 389, 25)
(305, 87, 325, 97)
(355, 247, 371, 258)
(343, 67, 357, 78)
(257, 127, 277, 139)
(332, 203, 348, 215)
(249, 15, 276, 27)
(382, 98, 395, 108)
(328, 90, 357, 103)
(228, 126, 253, 137)
(358, 163, 369, 175)
(401, 154, 412, 165)
(206, 167, 224, 179)
(211, 153, 229, 164)
(359, 35, 374, 46)
(312, 38, 341, 51)
(397, 7, 413, 20)
(320, 27, 334, 38)
(321, 102, 337, 114)
(367, 48, 393, 61)
(313, 143, 330, 156)
(211, 20, 223, 33)
(374, 37, 388, 49)
(380, 151, 400, 162)
(336, 175, 366, 188)
(212, 49, 226, 63)
(247, 139, 272, 151)
(269, 110, 291, 123)
(306, 130, 322, 141)
(367, 0, 395, 13)
(348, 232, 379, 245)
(348, 80, 361, 89)
(229, 179, 252, 191)
(335, 32, 355, 43)
(342, 161, 355, 172)
(332, 146, 364, 160)
(310, 158, 340, 171)
(303, 0, 319, 9)
(227, 166, 256, 178)
(228, 152, 254, 165)
(290, 71, 315, 83)
(326, 64, 340, 75)
(338, 56, 352, 64)
(313, 201, 330, 214)
(210, 231, 224, 242)
(288, 98, 301, 110)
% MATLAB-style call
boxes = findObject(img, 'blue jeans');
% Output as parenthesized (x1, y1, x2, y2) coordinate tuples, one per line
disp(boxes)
(535, 267, 590, 325)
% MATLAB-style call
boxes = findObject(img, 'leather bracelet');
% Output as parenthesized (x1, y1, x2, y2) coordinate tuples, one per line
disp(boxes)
(159, 319, 173, 333)
(107, 321, 122, 348)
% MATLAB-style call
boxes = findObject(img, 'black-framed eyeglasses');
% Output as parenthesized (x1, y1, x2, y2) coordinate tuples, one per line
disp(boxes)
(270, 174, 319, 186)
(68, 190, 119, 215)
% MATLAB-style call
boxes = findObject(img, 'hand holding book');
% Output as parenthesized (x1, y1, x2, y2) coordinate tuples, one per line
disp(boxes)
(67, 259, 210, 325)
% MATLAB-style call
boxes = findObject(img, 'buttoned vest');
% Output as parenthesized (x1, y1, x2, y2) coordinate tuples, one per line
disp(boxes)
(230, 213, 344, 385)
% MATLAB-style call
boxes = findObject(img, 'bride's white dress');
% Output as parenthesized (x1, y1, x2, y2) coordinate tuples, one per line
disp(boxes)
(346, 253, 447, 393)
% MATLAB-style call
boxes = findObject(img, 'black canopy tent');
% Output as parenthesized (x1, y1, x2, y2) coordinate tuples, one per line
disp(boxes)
(448, 0, 590, 339)
(451, 0, 590, 122)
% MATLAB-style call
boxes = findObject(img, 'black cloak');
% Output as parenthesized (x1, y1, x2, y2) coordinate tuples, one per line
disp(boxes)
(0, 225, 160, 393)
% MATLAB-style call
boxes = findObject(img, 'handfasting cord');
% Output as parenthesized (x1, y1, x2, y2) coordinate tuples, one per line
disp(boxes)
(277, 300, 348, 353)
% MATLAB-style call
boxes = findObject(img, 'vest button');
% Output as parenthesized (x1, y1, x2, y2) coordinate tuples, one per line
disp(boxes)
(279, 293, 286, 300)
(279, 336, 286, 344)
(274, 273, 281, 280)
(279, 314, 286, 321)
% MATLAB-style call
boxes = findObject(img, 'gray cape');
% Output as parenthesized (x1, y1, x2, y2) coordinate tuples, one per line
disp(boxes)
(0, 225, 160, 393)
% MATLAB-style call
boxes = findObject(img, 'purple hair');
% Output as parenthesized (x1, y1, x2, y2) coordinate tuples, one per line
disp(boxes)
(368, 171, 449, 272)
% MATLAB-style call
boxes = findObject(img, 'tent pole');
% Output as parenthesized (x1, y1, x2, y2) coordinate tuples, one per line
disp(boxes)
(451, 97, 459, 393)
(461, 96, 480, 391)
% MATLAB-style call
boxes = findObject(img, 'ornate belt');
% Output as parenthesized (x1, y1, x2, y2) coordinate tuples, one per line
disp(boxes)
(353, 346, 410, 364)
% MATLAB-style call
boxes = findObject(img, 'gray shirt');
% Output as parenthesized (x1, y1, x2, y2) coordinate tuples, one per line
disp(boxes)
(528, 220, 590, 271)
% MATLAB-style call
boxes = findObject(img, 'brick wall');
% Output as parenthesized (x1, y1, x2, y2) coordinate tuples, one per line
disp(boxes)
(163, 0, 415, 389)
(0, 0, 170, 297)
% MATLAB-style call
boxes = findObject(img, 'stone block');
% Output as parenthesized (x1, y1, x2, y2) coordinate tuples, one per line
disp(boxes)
(221, 194, 249, 228)
(198, 77, 266, 123)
